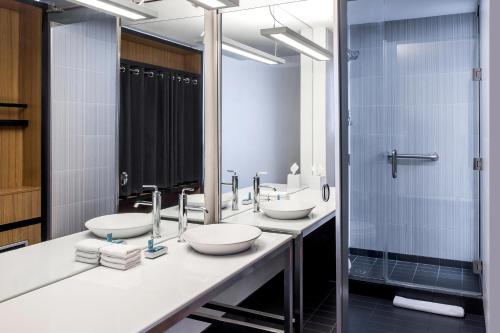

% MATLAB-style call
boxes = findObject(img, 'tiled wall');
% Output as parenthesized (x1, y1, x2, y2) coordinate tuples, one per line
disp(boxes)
(349, 13, 479, 261)
(50, 18, 118, 238)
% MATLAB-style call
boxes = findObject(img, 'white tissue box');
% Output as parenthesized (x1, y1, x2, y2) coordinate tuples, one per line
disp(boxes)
(287, 174, 301, 189)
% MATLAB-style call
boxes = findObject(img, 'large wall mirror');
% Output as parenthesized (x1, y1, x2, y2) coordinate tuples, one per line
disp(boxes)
(219, 0, 336, 219)
(0, 0, 207, 303)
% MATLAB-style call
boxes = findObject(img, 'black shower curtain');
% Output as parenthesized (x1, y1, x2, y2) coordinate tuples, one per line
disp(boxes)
(119, 60, 202, 197)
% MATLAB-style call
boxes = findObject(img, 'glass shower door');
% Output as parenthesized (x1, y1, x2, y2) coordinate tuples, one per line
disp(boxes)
(348, 4, 481, 296)
(382, 13, 480, 295)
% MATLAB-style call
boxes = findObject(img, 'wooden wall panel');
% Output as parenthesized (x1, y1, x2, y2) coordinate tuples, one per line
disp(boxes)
(0, 223, 41, 248)
(0, 187, 40, 225)
(184, 53, 202, 76)
(0, 8, 19, 103)
(0, 129, 23, 189)
(19, 3, 42, 188)
(121, 32, 201, 74)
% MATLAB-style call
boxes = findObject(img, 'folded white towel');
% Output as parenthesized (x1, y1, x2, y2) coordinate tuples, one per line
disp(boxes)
(101, 253, 141, 266)
(75, 250, 100, 260)
(75, 239, 109, 253)
(75, 255, 99, 265)
(100, 244, 141, 259)
(101, 257, 141, 270)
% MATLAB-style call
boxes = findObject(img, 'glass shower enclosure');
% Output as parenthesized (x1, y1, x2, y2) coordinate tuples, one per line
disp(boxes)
(347, 0, 481, 296)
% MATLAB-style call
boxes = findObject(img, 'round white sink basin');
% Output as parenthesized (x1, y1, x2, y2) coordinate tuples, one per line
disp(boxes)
(183, 224, 262, 255)
(85, 213, 152, 238)
(261, 200, 316, 220)
(188, 193, 232, 209)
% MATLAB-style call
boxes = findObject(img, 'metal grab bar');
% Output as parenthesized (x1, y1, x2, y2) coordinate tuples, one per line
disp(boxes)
(387, 150, 439, 178)
(387, 152, 439, 161)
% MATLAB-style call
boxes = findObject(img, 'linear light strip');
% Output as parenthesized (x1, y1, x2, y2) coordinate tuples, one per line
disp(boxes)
(69, 0, 158, 20)
(222, 38, 286, 65)
(187, 0, 239, 10)
(261, 27, 332, 61)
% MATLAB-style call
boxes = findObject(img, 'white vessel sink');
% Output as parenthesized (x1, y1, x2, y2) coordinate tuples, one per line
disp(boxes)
(261, 200, 316, 220)
(188, 193, 232, 209)
(85, 213, 152, 238)
(183, 224, 262, 255)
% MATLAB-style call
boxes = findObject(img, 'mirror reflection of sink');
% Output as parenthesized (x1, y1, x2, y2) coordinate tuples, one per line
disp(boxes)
(260, 200, 316, 220)
(188, 193, 232, 209)
(85, 213, 152, 238)
(183, 224, 262, 255)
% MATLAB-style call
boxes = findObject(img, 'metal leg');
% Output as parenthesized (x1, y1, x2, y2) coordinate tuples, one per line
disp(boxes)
(293, 235, 304, 333)
(284, 243, 294, 333)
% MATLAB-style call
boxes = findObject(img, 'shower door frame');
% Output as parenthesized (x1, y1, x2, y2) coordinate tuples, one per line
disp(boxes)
(343, 4, 482, 298)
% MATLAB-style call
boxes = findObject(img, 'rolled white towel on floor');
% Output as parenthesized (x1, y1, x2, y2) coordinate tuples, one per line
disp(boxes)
(393, 296, 464, 317)
(100, 243, 141, 259)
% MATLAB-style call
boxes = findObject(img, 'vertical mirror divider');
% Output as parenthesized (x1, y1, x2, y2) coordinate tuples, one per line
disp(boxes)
(203, 10, 222, 224)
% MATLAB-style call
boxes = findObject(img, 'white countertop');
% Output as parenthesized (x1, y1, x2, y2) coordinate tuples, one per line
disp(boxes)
(222, 187, 336, 236)
(161, 184, 308, 222)
(0, 232, 292, 333)
(0, 219, 194, 303)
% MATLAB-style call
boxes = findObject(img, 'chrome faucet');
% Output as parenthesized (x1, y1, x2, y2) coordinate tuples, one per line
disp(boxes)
(133, 185, 162, 238)
(222, 170, 239, 211)
(253, 172, 277, 212)
(178, 188, 208, 242)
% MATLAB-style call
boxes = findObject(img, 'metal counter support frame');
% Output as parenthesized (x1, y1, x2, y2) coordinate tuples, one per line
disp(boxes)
(147, 239, 293, 333)
(203, 211, 336, 332)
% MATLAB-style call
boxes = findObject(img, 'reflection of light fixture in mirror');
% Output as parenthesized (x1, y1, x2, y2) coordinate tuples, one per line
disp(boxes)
(68, 0, 158, 20)
(222, 38, 285, 65)
(261, 27, 332, 61)
(187, 0, 239, 10)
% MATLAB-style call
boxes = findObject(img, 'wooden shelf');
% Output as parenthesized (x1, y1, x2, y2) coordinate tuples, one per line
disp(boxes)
(0, 120, 28, 128)
(0, 102, 28, 109)
(0, 187, 41, 225)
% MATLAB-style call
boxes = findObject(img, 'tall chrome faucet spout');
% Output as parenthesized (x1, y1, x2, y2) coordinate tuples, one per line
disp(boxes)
(178, 188, 208, 242)
(134, 185, 162, 238)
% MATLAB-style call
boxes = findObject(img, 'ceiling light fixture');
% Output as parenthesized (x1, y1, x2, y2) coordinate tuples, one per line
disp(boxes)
(222, 38, 285, 65)
(68, 0, 158, 20)
(261, 27, 332, 61)
(187, 0, 239, 10)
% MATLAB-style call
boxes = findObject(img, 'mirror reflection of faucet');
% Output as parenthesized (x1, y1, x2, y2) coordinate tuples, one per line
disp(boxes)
(178, 188, 208, 242)
(222, 170, 239, 210)
(133, 185, 162, 239)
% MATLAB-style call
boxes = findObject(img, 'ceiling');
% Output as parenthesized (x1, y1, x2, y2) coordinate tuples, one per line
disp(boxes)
(43, 0, 477, 57)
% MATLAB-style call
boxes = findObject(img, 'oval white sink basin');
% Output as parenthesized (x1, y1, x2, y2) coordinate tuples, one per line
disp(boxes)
(188, 193, 232, 209)
(85, 213, 152, 238)
(183, 224, 262, 255)
(261, 200, 316, 220)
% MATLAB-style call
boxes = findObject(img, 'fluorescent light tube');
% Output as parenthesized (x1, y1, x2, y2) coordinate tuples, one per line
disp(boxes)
(69, 0, 158, 20)
(187, 0, 239, 10)
(261, 27, 332, 61)
(222, 38, 285, 65)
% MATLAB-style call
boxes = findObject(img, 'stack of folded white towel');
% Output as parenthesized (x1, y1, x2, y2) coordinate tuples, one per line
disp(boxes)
(100, 244, 142, 270)
(75, 239, 108, 265)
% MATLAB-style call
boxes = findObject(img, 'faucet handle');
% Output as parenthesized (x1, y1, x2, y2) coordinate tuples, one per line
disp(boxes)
(227, 169, 237, 176)
(181, 187, 195, 196)
(143, 185, 158, 192)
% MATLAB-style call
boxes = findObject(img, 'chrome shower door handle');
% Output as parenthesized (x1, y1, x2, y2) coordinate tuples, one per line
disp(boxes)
(390, 149, 398, 179)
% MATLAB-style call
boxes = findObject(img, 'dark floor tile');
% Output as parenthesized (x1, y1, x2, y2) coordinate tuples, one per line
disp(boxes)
(304, 321, 334, 333)
(309, 314, 336, 326)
